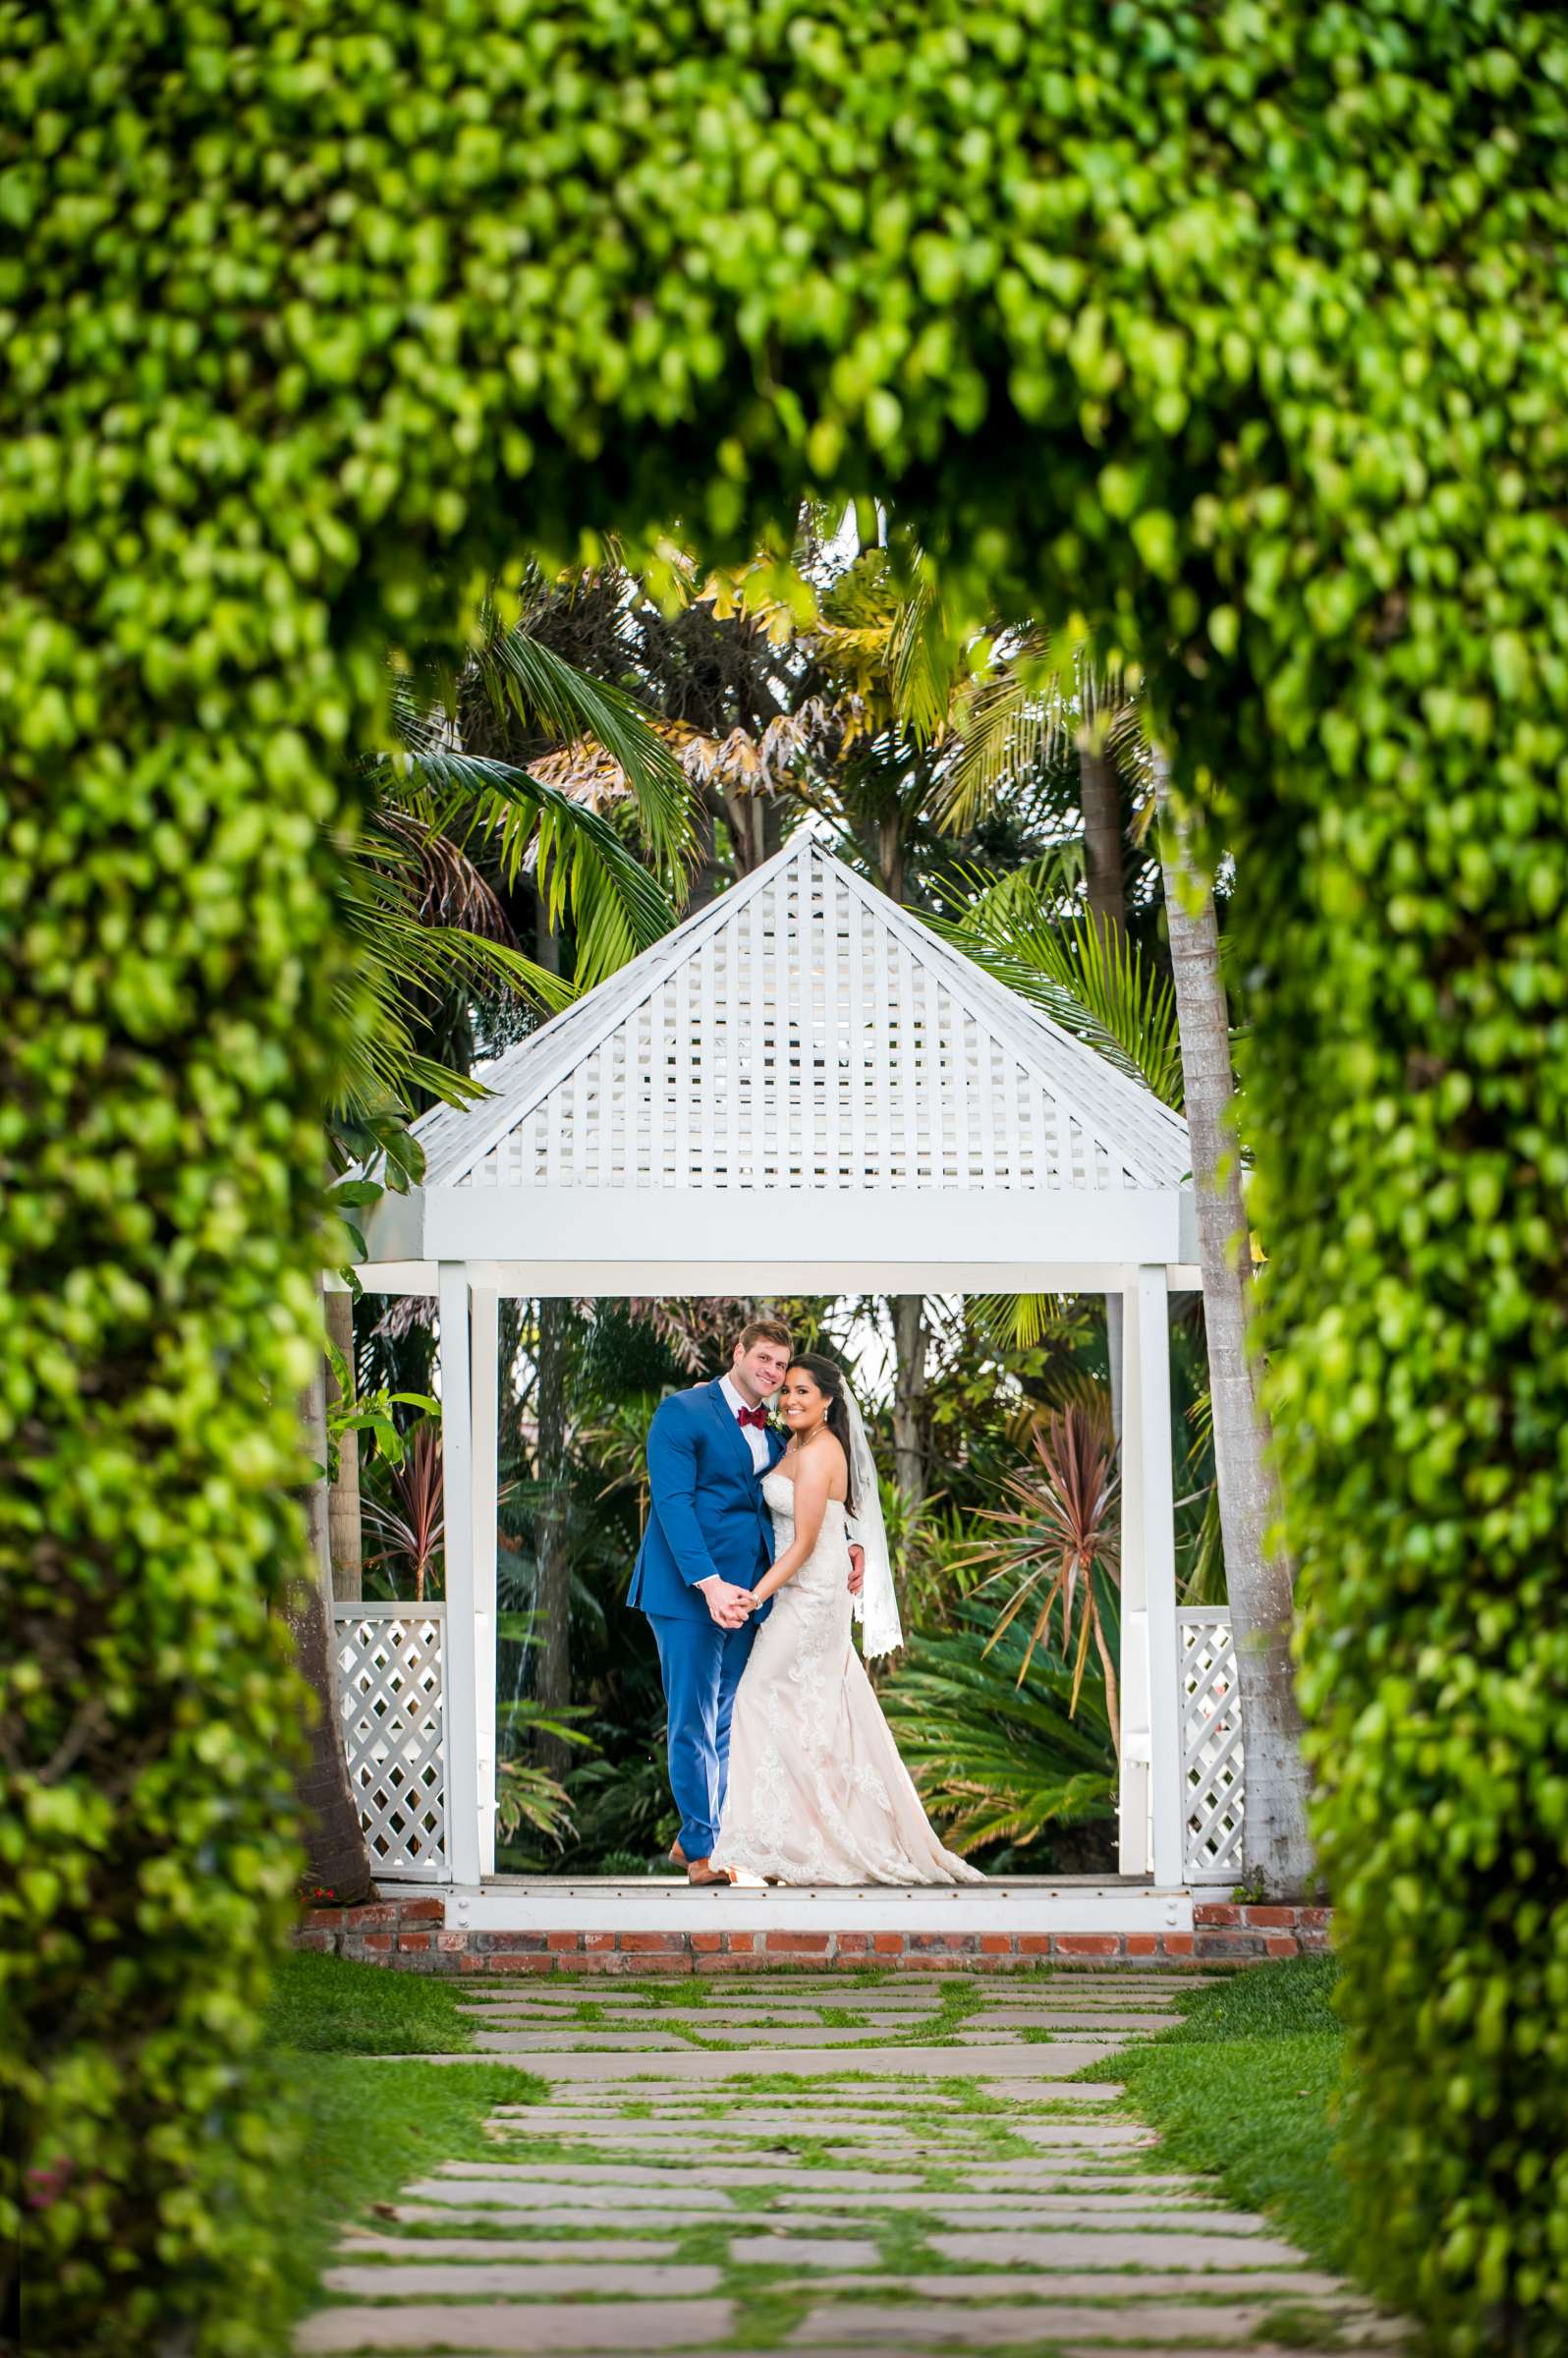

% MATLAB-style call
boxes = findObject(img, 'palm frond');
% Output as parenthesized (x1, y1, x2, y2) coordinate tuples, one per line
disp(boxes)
(932, 892, 1184, 1109)
(480, 623, 692, 878)
(967, 1293, 1072, 1353)
(936, 653, 1073, 831)
(886, 570, 962, 744)
(378, 747, 677, 989)
(879, 1602, 1117, 1861)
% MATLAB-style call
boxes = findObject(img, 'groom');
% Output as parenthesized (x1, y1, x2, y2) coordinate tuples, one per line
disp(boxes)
(630, 1317, 862, 1885)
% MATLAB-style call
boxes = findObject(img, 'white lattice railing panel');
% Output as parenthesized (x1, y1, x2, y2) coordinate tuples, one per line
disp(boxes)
(1179, 1611, 1245, 1882)
(413, 841, 1191, 1199)
(335, 1606, 447, 1880)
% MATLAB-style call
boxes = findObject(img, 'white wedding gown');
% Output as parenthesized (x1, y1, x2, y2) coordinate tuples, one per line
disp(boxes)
(711, 1470, 982, 1886)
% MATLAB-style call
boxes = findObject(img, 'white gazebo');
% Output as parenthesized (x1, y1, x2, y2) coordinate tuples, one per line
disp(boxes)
(341, 839, 1243, 1937)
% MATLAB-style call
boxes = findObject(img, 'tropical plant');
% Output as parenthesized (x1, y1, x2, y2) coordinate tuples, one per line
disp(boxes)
(361, 1420, 445, 1602)
(561, 1747, 681, 1868)
(321, 1339, 435, 1487)
(963, 1393, 1122, 1739)
(879, 1601, 1118, 1869)
(493, 1691, 590, 1853)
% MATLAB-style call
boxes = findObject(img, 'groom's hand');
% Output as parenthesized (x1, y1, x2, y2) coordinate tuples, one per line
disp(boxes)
(697, 1576, 756, 1629)
(847, 1545, 866, 1597)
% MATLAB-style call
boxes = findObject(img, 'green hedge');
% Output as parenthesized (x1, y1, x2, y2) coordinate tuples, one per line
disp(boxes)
(5, 3, 1565, 2349)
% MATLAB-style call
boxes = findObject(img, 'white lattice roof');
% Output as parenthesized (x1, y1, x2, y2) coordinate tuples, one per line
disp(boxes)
(365, 840, 1192, 1279)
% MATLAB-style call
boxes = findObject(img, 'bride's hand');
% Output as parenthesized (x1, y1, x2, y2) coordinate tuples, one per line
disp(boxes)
(847, 1544, 866, 1596)
(697, 1575, 756, 1628)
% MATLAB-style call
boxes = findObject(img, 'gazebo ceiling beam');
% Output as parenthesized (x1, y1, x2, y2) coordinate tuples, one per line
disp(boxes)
(342, 1259, 1204, 1298)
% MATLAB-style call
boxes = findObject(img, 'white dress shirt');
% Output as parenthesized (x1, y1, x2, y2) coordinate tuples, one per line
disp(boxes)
(719, 1373, 771, 1473)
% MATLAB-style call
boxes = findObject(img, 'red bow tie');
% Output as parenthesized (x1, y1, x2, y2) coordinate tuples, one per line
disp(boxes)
(736, 1403, 768, 1430)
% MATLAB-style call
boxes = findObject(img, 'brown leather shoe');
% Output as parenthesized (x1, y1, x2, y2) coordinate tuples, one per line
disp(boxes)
(668, 1840, 689, 1869)
(686, 1858, 735, 1885)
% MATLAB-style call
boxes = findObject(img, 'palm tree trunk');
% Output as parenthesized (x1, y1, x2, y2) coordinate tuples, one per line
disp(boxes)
(878, 814, 907, 907)
(1079, 742, 1129, 1422)
(1152, 751, 1314, 1898)
(891, 1293, 929, 1509)
(687, 787, 726, 910)
(721, 788, 765, 876)
(324, 1288, 362, 1601)
(534, 881, 561, 977)
(534, 1297, 572, 1775)
(1079, 746, 1125, 944)
(289, 1311, 375, 1902)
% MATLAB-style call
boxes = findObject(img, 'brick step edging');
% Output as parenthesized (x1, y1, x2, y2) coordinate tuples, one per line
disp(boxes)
(294, 1898, 1331, 1975)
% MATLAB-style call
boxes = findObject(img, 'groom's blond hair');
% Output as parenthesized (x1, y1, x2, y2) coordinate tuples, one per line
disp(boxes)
(736, 1316, 793, 1355)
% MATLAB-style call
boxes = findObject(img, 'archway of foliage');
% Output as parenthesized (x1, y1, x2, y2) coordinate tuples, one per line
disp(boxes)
(4, 5, 1565, 2351)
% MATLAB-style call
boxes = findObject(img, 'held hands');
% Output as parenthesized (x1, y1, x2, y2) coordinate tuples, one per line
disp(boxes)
(697, 1575, 756, 1630)
(847, 1544, 866, 1598)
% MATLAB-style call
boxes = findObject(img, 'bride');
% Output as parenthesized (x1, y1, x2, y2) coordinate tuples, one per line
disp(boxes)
(710, 1353, 981, 1887)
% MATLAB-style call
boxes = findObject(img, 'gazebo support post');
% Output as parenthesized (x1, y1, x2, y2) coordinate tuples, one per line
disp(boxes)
(471, 1283, 499, 1878)
(1118, 1264, 1185, 1885)
(1118, 1271, 1150, 1876)
(437, 1263, 483, 1885)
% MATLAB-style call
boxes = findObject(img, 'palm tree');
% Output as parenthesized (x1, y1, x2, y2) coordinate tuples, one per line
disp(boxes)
(934, 650, 1314, 1896)
(296, 615, 690, 1899)
(1151, 750, 1313, 1896)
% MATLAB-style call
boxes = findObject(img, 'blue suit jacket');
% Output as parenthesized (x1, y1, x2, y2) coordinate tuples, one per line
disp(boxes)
(629, 1380, 785, 1624)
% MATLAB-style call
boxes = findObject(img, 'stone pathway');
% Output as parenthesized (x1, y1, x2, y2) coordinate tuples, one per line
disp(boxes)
(299, 1969, 1405, 2355)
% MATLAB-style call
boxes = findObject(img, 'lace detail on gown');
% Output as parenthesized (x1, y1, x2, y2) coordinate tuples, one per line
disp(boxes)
(710, 1469, 982, 1887)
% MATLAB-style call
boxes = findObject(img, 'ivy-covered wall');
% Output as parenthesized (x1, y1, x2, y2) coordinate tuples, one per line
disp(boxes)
(4, 2, 1564, 2348)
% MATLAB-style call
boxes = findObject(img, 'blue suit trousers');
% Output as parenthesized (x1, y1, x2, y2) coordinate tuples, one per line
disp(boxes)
(649, 1609, 758, 1860)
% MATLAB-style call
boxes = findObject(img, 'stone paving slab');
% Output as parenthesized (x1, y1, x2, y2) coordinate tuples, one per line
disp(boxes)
(297, 2298, 734, 2353)
(806, 2276, 1385, 2313)
(977, 2077, 1128, 2104)
(461, 1991, 943, 2011)
(435, 2159, 924, 2191)
(959, 2009, 1177, 2032)
(338, 2233, 675, 2262)
(800, 2268, 1356, 2299)
(403, 2177, 738, 2212)
(472, 2027, 915, 2050)
(774, 2187, 1187, 2216)
(519, 2043, 1114, 2081)
(494, 2133, 1023, 2162)
(789, 2303, 1392, 2347)
(382, 2202, 842, 2233)
(1056, 2348, 1385, 2358)
(919, 2226, 1307, 2265)
(471, 2032, 714, 2051)
(502, 2098, 1094, 2121)
(742, 2121, 1155, 2156)
(1004, 2120, 1157, 2144)
(321, 2260, 722, 2297)
(490, 2128, 1114, 2152)
(730, 2234, 882, 2268)
(921, 2206, 1283, 2237)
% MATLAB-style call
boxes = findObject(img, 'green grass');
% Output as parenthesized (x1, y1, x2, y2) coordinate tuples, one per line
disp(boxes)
(265, 2053, 534, 2322)
(263, 1949, 545, 2330)
(1093, 1956, 1354, 2274)
(265, 1948, 477, 2051)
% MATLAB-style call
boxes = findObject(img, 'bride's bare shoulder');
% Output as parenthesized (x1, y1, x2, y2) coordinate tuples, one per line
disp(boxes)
(800, 1427, 849, 1496)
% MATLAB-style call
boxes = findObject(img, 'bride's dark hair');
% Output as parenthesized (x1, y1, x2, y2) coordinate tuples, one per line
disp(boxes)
(786, 1353, 860, 1513)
